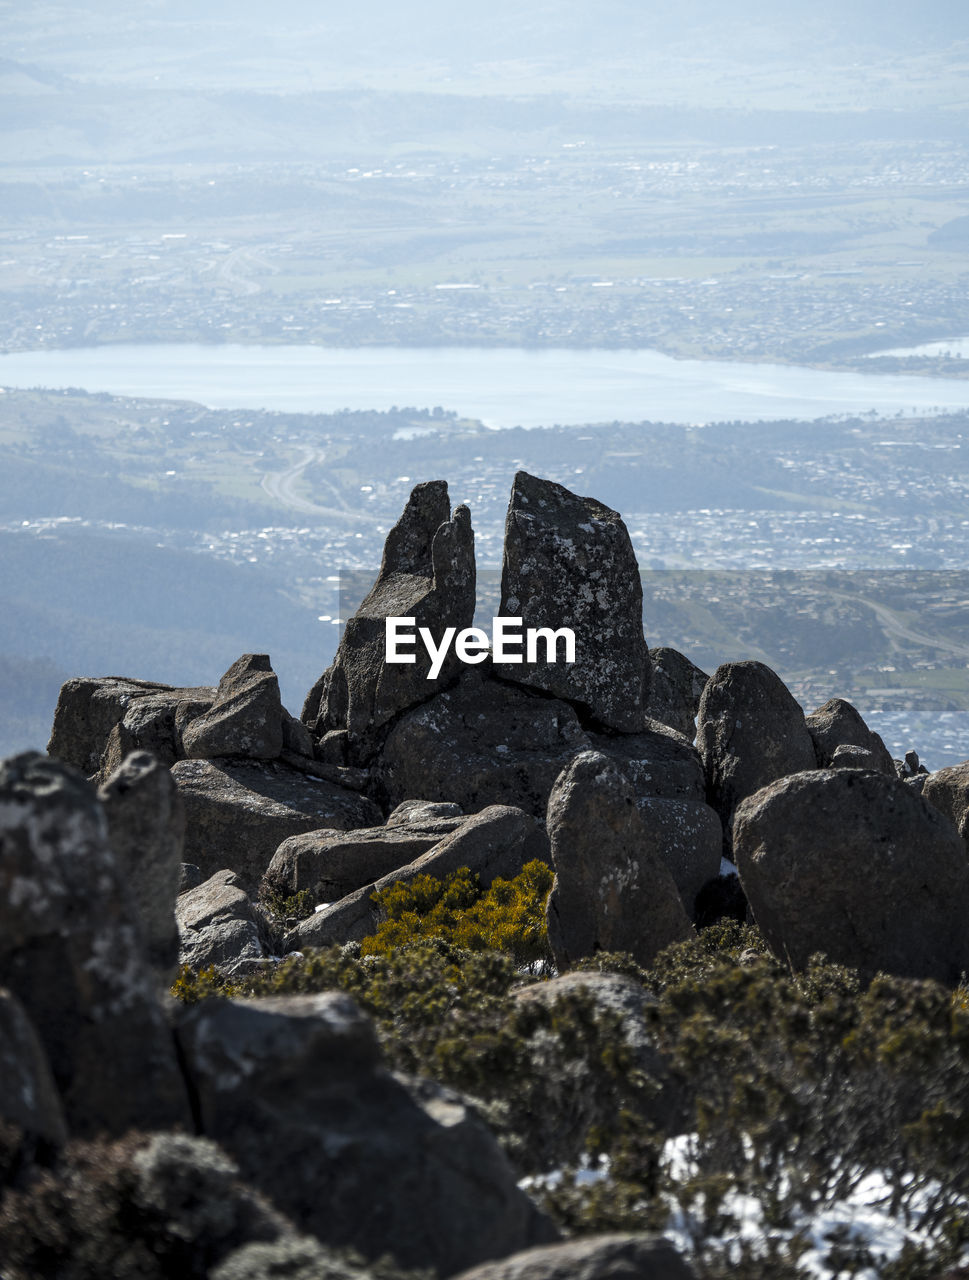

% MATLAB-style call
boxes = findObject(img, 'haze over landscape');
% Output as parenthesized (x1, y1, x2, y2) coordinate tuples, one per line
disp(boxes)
(3, 0, 969, 766)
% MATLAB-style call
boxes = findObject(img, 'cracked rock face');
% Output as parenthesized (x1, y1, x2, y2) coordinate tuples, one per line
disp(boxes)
(302, 480, 475, 753)
(499, 472, 650, 733)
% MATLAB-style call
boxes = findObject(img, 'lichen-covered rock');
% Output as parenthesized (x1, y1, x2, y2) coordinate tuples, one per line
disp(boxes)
(176, 870, 266, 975)
(697, 660, 817, 838)
(98, 688, 213, 779)
(175, 993, 559, 1275)
(451, 1234, 698, 1280)
(806, 697, 895, 775)
(634, 796, 723, 918)
(646, 646, 709, 741)
(734, 767, 969, 984)
(588, 719, 705, 803)
(499, 472, 649, 732)
(545, 752, 694, 970)
(171, 758, 381, 894)
(0, 752, 190, 1136)
(0, 988, 68, 1149)
(99, 750, 185, 984)
(181, 654, 285, 761)
(303, 481, 475, 752)
(289, 804, 549, 949)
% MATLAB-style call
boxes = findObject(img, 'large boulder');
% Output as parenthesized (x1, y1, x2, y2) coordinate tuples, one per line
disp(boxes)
(634, 796, 723, 918)
(499, 472, 649, 732)
(98, 749, 185, 983)
(181, 654, 286, 761)
(588, 720, 705, 803)
(452, 1235, 697, 1280)
(646, 646, 709, 741)
(175, 993, 558, 1276)
(302, 481, 475, 751)
(171, 757, 381, 894)
(289, 804, 549, 949)
(0, 752, 190, 1136)
(806, 697, 895, 775)
(176, 870, 266, 975)
(734, 768, 969, 984)
(697, 660, 817, 837)
(0, 988, 68, 1149)
(545, 752, 694, 970)
(922, 760, 969, 849)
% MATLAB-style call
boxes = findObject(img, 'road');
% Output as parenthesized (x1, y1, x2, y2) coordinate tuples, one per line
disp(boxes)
(261, 447, 371, 524)
(830, 589, 969, 661)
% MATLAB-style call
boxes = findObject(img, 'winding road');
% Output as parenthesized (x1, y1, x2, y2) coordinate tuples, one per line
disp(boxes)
(261, 447, 370, 524)
(829, 589, 969, 661)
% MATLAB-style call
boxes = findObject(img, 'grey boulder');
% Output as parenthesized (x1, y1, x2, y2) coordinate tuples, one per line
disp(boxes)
(181, 654, 286, 761)
(176, 870, 266, 975)
(452, 1235, 697, 1280)
(922, 760, 969, 848)
(806, 697, 895, 775)
(646, 646, 709, 741)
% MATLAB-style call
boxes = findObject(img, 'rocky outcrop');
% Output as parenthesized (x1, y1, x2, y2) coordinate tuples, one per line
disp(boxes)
(806, 697, 895, 775)
(171, 757, 381, 893)
(302, 481, 475, 751)
(452, 1235, 697, 1280)
(181, 654, 286, 761)
(697, 660, 817, 838)
(646, 646, 709, 741)
(290, 804, 549, 949)
(545, 752, 694, 970)
(589, 720, 705, 803)
(175, 993, 559, 1276)
(499, 472, 649, 732)
(98, 749, 185, 984)
(734, 767, 969, 984)
(176, 870, 267, 975)
(0, 752, 190, 1137)
(922, 760, 969, 849)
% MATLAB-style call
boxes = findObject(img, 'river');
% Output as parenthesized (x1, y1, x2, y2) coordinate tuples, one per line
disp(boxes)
(4, 343, 969, 426)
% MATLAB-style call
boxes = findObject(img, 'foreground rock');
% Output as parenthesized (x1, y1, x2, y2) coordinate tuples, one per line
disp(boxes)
(176, 993, 558, 1276)
(0, 988, 68, 1150)
(646, 646, 709, 741)
(0, 753, 190, 1136)
(697, 660, 817, 838)
(290, 804, 549, 949)
(98, 749, 185, 983)
(499, 472, 650, 732)
(176, 870, 267, 975)
(545, 752, 694, 970)
(453, 1235, 697, 1280)
(734, 767, 969, 983)
(806, 697, 895, 775)
(172, 757, 380, 893)
(302, 480, 475, 751)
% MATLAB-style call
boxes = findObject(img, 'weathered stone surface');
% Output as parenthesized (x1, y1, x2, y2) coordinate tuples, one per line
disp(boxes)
(545, 752, 694, 970)
(697, 660, 817, 836)
(646, 646, 709, 741)
(177, 870, 266, 974)
(211, 1238, 378, 1280)
(734, 768, 969, 983)
(922, 760, 969, 849)
(0, 752, 190, 1136)
(303, 481, 475, 747)
(634, 797, 723, 918)
(48, 676, 213, 777)
(171, 758, 381, 894)
(175, 993, 558, 1275)
(290, 804, 549, 949)
(373, 670, 588, 818)
(99, 689, 209, 778)
(499, 472, 650, 732)
(99, 750, 185, 982)
(830, 744, 882, 770)
(588, 720, 706, 803)
(452, 1235, 697, 1280)
(387, 798, 465, 825)
(182, 654, 285, 761)
(263, 813, 467, 904)
(0, 988, 68, 1148)
(806, 697, 895, 775)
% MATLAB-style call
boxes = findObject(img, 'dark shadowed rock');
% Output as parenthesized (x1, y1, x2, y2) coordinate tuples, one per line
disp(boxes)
(171, 758, 381, 894)
(634, 797, 722, 918)
(646, 646, 710, 741)
(734, 768, 969, 983)
(545, 752, 694, 970)
(0, 988, 68, 1148)
(373, 669, 587, 818)
(499, 472, 649, 732)
(452, 1234, 697, 1280)
(922, 761, 969, 850)
(0, 752, 190, 1136)
(806, 697, 895, 775)
(98, 750, 185, 984)
(176, 870, 266, 975)
(588, 720, 705, 802)
(697, 660, 817, 837)
(182, 654, 286, 761)
(175, 993, 558, 1275)
(303, 481, 475, 751)
(263, 813, 467, 904)
(290, 804, 549, 949)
